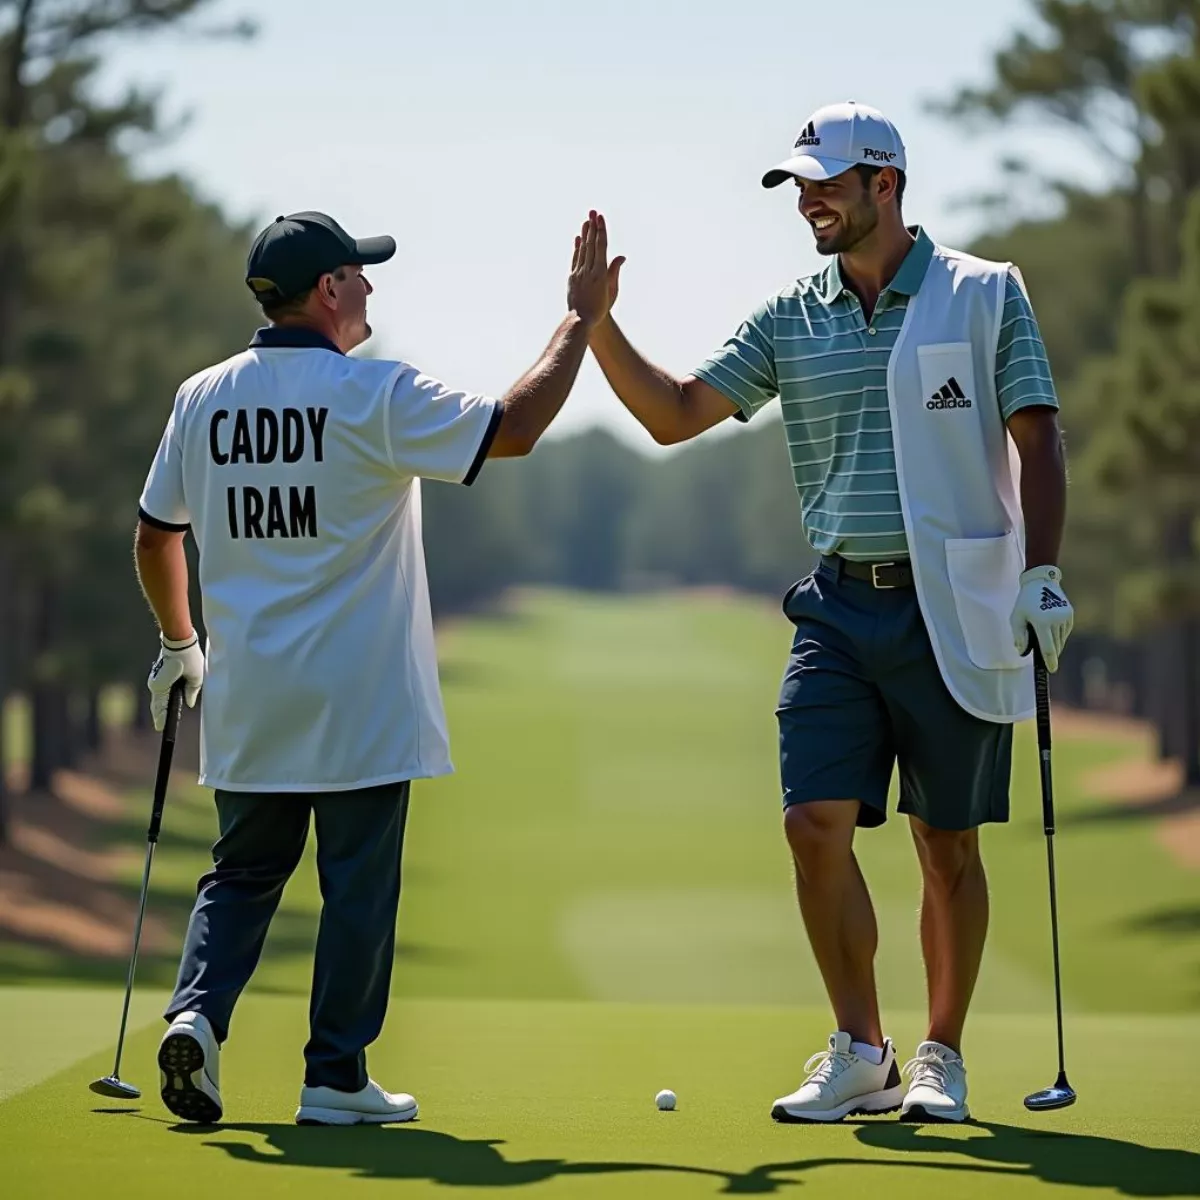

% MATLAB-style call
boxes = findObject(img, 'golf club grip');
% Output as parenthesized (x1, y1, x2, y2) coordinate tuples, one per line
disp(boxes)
(147, 680, 184, 844)
(1031, 645, 1057, 834)
(1032, 645, 1052, 753)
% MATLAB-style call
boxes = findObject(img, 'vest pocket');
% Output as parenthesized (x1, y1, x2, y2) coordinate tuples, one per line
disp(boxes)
(944, 532, 1025, 671)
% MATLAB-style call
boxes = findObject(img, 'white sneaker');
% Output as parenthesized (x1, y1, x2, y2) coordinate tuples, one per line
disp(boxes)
(771, 1032, 903, 1123)
(295, 1078, 419, 1126)
(901, 1040, 971, 1123)
(158, 1011, 222, 1124)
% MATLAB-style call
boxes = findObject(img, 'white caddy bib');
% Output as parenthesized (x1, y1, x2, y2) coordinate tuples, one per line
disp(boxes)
(886, 246, 1035, 723)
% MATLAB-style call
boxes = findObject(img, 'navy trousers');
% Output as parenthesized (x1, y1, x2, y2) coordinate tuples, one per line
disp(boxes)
(166, 782, 410, 1092)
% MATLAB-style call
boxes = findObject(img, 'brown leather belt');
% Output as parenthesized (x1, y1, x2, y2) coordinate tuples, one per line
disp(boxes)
(820, 555, 914, 589)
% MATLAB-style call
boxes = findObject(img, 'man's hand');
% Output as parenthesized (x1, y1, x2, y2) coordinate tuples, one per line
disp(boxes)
(1011, 565, 1075, 673)
(147, 632, 204, 731)
(568, 211, 625, 331)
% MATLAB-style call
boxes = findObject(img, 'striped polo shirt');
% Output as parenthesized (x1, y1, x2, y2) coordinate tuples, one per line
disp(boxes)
(692, 227, 1059, 562)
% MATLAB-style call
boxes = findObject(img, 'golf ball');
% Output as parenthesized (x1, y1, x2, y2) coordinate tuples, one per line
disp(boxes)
(655, 1089, 676, 1111)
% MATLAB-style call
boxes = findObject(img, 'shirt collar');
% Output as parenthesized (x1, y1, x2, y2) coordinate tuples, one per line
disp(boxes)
(249, 325, 344, 355)
(819, 225, 935, 304)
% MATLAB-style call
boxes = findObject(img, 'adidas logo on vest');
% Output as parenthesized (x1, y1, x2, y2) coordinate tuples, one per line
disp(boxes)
(794, 121, 820, 148)
(927, 377, 972, 410)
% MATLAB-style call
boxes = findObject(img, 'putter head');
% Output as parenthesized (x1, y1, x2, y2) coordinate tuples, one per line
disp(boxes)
(1024, 1074, 1076, 1112)
(90, 1075, 142, 1101)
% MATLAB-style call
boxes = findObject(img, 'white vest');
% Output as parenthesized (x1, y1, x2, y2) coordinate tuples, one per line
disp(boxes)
(886, 246, 1035, 723)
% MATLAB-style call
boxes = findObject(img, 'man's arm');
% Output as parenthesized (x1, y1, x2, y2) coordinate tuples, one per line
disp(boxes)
(487, 212, 617, 459)
(487, 313, 591, 458)
(588, 315, 738, 446)
(586, 251, 777, 444)
(1007, 406, 1066, 571)
(997, 268, 1073, 669)
(133, 522, 194, 641)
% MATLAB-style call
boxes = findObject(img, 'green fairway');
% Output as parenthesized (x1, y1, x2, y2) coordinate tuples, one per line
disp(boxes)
(3, 592, 1198, 1197)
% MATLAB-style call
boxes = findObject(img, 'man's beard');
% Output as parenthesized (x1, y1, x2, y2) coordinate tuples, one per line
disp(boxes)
(815, 200, 879, 256)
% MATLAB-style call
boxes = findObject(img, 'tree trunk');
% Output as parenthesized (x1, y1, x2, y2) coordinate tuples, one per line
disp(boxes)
(1129, 173, 1155, 278)
(28, 578, 66, 791)
(1182, 617, 1200, 788)
(84, 688, 103, 755)
(0, 544, 12, 840)
(29, 683, 58, 790)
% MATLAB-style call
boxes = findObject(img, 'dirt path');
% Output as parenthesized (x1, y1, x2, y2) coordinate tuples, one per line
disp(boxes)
(1048, 706, 1200, 869)
(0, 733, 195, 962)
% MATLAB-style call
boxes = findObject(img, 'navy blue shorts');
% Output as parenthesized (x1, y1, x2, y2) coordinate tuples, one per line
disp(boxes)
(777, 559, 1012, 831)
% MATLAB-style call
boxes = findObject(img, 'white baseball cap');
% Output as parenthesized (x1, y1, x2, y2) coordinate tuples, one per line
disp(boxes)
(762, 100, 907, 187)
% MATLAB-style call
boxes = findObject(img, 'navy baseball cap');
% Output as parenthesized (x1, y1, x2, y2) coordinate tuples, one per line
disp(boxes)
(245, 211, 396, 304)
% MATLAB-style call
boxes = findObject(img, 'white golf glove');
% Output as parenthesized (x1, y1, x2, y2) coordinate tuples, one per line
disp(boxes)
(1010, 565, 1074, 673)
(147, 632, 205, 731)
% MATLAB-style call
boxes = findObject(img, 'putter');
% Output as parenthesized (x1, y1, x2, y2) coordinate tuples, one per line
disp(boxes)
(90, 680, 186, 1101)
(1023, 642, 1077, 1112)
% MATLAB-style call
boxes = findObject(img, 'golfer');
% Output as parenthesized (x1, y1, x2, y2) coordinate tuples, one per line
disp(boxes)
(587, 102, 1073, 1123)
(134, 209, 614, 1125)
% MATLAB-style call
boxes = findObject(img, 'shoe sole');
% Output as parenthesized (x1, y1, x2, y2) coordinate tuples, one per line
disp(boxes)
(772, 1086, 904, 1124)
(900, 1102, 971, 1124)
(158, 1032, 222, 1125)
(295, 1103, 418, 1126)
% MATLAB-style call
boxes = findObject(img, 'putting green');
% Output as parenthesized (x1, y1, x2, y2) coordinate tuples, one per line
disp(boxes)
(4, 592, 1198, 1196)
(0, 987, 167, 1102)
(2, 994, 1198, 1198)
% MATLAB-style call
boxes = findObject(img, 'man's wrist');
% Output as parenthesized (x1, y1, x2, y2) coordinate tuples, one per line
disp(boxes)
(587, 312, 617, 345)
(161, 629, 197, 651)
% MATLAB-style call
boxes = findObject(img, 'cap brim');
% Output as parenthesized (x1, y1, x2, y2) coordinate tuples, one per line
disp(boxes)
(761, 155, 857, 188)
(352, 234, 397, 265)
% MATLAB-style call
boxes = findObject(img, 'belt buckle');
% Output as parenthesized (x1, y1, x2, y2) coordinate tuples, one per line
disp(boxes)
(871, 561, 898, 590)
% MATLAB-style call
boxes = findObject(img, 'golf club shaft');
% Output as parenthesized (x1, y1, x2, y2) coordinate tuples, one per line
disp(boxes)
(1033, 647, 1068, 1079)
(109, 842, 156, 1077)
(106, 680, 185, 1079)
(1043, 829, 1067, 1078)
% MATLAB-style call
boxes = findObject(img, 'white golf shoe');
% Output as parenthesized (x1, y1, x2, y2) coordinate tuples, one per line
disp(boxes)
(158, 1010, 222, 1124)
(901, 1040, 971, 1123)
(771, 1031, 903, 1123)
(295, 1078, 419, 1126)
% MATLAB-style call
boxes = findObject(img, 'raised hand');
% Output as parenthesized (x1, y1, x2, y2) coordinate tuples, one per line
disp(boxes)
(568, 211, 625, 330)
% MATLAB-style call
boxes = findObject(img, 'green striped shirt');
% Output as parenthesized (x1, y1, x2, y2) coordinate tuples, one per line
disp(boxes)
(692, 228, 1059, 561)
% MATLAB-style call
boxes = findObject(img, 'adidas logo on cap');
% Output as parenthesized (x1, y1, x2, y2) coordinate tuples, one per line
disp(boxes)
(794, 120, 820, 148)
(926, 377, 972, 410)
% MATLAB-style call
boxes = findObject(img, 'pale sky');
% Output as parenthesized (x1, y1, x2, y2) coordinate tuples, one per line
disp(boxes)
(102, 0, 1104, 449)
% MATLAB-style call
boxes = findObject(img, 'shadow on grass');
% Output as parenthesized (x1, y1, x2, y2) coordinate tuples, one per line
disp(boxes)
(1125, 905, 1200, 936)
(1062, 788, 1200, 826)
(171, 1123, 732, 1188)
(161, 1119, 1200, 1197)
(849, 1122, 1200, 1198)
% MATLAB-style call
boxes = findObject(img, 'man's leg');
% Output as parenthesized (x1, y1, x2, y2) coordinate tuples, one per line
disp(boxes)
(909, 820, 988, 1052)
(770, 567, 906, 1122)
(167, 791, 311, 1039)
(878, 585, 1013, 1121)
(305, 783, 410, 1092)
(784, 801, 883, 1047)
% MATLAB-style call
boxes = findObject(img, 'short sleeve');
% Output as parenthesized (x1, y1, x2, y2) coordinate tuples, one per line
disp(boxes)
(996, 270, 1059, 421)
(690, 299, 778, 423)
(138, 404, 190, 530)
(384, 365, 503, 485)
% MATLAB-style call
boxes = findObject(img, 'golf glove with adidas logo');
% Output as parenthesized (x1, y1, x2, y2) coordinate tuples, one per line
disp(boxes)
(147, 632, 205, 731)
(1010, 565, 1074, 673)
